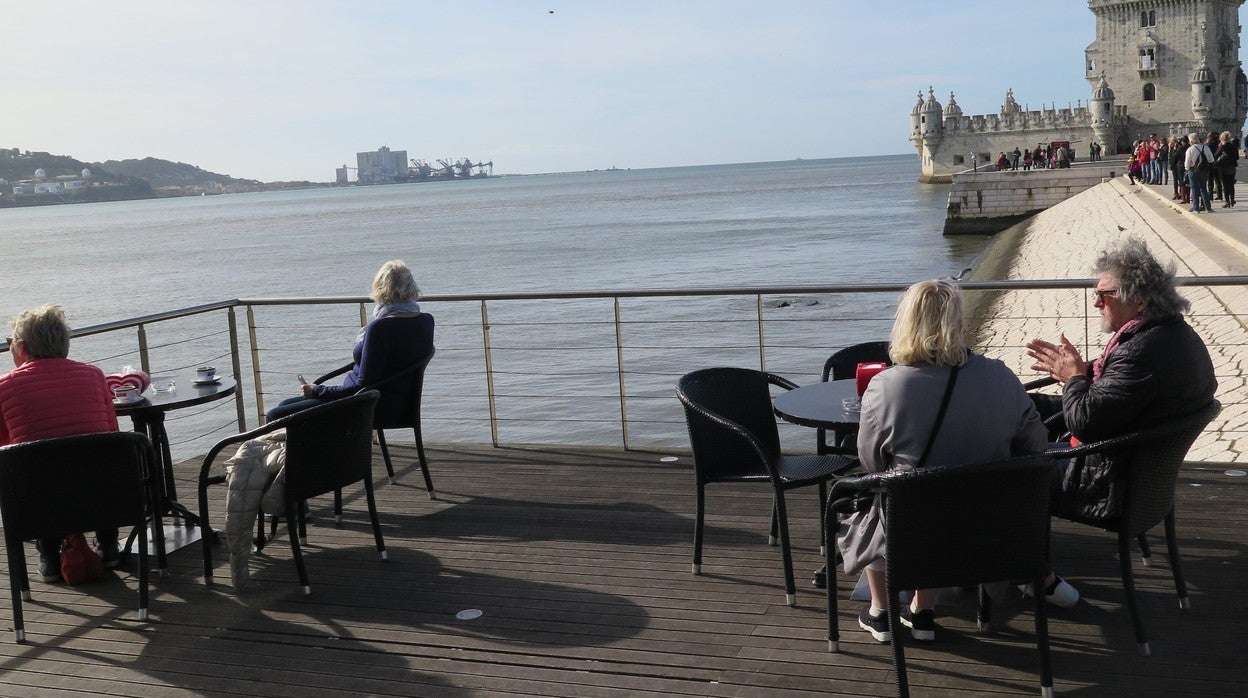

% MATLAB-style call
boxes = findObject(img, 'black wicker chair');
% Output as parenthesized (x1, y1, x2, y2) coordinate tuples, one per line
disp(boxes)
(818, 341, 890, 456)
(198, 391, 387, 594)
(677, 367, 857, 606)
(0, 432, 157, 643)
(825, 454, 1056, 698)
(1046, 399, 1221, 656)
(314, 345, 436, 498)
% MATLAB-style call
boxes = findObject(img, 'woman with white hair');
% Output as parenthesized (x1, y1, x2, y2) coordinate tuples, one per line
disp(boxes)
(838, 280, 1048, 644)
(267, 260, 434, 421)
(0, 304, 121, 581)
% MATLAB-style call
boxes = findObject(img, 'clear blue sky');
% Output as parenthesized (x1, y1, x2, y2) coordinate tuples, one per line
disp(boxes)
(2, 1, 1237, 181)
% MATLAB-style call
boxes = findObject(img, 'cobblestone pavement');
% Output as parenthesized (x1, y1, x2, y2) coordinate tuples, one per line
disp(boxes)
(973, 175, 1248, 463)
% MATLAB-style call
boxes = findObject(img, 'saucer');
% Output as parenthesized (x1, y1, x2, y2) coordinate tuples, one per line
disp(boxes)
(193, 375, 221, 385)
(112, 394, 145, 406)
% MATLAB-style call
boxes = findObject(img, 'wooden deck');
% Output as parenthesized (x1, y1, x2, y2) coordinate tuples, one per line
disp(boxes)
(0, 443, 1245, 697)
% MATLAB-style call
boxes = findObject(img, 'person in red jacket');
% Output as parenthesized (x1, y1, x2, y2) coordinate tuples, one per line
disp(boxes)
(0, 304, 121, 581)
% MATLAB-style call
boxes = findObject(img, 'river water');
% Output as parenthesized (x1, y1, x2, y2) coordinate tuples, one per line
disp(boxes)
(0, 155, 992, 456)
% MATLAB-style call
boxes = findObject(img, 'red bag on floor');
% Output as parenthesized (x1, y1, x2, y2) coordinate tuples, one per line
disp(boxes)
(60, 533, 105, 585)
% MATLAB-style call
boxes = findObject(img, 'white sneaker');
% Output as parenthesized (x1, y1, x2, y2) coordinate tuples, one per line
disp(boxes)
(1019, 578, 1080, 609)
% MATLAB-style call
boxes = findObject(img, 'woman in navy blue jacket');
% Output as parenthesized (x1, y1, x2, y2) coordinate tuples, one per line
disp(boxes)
(267, 260, 434, 422)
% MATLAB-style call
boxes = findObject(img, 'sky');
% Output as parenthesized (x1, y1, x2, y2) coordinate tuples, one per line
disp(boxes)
(2, 1, 1237, 182)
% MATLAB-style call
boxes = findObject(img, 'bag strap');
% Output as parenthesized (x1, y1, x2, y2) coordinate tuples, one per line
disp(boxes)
(915, 364, 960, 468)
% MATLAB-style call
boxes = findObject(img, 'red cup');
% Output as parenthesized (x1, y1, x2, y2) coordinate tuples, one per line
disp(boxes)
(855, 362, 888, 397)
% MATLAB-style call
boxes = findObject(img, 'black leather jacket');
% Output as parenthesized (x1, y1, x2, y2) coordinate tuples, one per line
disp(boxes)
(1047, 316, 1216, 520)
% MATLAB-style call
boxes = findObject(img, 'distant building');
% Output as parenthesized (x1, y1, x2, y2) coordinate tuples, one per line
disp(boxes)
(356, 146, 409, 183)
(910, 0, 1248, 182)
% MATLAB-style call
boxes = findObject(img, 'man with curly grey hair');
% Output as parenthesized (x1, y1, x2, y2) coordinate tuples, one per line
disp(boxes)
(1024, 238, 1216, 605)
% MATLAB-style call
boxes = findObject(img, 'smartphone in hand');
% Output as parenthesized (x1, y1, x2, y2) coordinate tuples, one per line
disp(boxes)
(297, 373, 307, 385)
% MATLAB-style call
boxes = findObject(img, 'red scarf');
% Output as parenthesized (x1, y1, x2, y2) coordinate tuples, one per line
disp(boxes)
(1092, 315, 1146, 382)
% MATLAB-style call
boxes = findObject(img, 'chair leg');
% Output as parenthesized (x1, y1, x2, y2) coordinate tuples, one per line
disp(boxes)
(299, 500, 309, 543)
(253, 509, 267, 552)
(827, 544, 840, 652)
(137, 516, 150, 621)
(286, 500, 311, 595)
(977, 584, 992, 632)
(334, 489, 344, 524)
(1138, 533, 1152, 567)
(817, 481, 828, 557)
(1119, 530, 1150, 656)
(5, 540, 26, 643)
(1033, 577, 1055, 697)
(768, 497, 779, 547)
(1164, 512, 1190, 609)
(886, 582, 910, 698)
(774, 491, 797, 606)
(363, 475, 388, 561)
(692, 482, 705, 575)
(198, 481, 215, 583)
(412, 424, 435, 499)
(376, 429, 396, 484)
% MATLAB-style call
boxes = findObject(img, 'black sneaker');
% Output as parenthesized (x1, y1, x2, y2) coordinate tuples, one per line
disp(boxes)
(811, 565, 827, 589)
(38, 552, 62, 583)
(858, 607, 891, 643)
(900, 606, 936, 641)
(97, 540, 121, 569)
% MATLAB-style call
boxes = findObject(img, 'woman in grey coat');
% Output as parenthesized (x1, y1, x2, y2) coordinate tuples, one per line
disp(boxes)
(837, 279, 1049, 643)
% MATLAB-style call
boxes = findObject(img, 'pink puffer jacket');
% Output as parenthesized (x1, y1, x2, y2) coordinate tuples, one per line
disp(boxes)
(0, 358, 119, 446)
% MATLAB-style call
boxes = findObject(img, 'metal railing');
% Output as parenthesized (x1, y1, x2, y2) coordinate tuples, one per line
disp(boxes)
(5, 276, 1246, 462)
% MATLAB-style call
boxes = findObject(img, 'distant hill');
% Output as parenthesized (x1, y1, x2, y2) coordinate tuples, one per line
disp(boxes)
(0, 148, 127, 184)
(92, 157, 259, 189)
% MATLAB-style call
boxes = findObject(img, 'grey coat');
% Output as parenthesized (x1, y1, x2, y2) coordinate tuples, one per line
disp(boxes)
(837, 353, 1047, 574)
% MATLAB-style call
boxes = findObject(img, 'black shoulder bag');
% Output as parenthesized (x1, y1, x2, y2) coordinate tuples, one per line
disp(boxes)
(915, 364, 961, 469)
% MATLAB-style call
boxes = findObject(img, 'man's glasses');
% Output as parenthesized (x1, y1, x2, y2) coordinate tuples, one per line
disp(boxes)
(1093, 288, 1119, 302)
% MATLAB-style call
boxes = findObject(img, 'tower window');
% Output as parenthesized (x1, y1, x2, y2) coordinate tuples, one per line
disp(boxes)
(1140, 10, 1156, 27)
(1139, 48, 1155, 69)
(1143, 83, 1156, 101)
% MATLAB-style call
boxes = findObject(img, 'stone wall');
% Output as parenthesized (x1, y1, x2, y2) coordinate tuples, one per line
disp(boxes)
(943, 164, 1121, 234)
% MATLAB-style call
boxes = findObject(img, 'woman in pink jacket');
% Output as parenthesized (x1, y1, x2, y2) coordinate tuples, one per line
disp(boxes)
(0, 304, 120, 582)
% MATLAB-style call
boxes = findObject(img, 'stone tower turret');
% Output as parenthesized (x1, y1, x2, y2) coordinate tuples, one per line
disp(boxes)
(909, 91, 924, 141)
(1090, 74, 1117, 155)
(1192, 56, 1216, 120)
(919, 87, 943, 144)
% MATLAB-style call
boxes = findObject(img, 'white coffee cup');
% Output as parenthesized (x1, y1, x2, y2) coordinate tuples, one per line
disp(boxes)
(196, 366, 216, 381)
(113, 385, 140, 401)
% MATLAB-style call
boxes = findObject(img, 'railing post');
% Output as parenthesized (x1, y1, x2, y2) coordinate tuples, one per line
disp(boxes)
(247, 305, 266, 423)
(1082, 288, 1091, 357)
(136, 325, 151, 375)
(481, 300, 499, 447)
(227, 306, 247, 431)
(614, 297, 629, 449)
(359, 302, 368, 327)
(756, 294, 767, 372)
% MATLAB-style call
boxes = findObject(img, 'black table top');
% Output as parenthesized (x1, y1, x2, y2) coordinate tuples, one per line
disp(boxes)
(113, 372, 237, 417)
(772, 378, 861, 430)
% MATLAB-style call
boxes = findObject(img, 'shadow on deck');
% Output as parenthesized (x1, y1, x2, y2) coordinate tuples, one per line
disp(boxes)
(0, 443, 1245, 696)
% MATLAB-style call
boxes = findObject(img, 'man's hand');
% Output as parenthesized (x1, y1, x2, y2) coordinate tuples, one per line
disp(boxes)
(1026, 333, 1088, 383)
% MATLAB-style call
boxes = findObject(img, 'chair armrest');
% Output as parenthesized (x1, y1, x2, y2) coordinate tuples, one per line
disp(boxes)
(827, 470, 889, 512)
(198, 407, 313, 485)
(1045, 402, 1221, 459)
(313, 363, 353, 385)
(1023, 376, 1058, 391)
(764, 372, 798, 391)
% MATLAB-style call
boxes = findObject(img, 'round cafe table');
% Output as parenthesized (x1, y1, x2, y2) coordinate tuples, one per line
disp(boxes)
(772, 378, 861, 431)
(115, 372, 236, 562)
